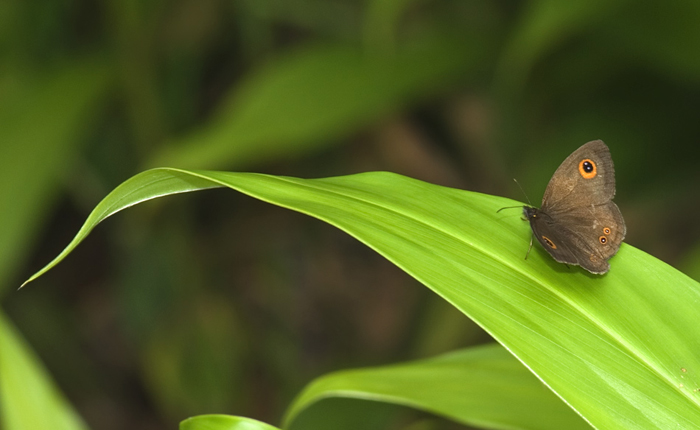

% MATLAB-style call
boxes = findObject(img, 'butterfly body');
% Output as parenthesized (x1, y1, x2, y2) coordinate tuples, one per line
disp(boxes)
(524, 140, 626, 274)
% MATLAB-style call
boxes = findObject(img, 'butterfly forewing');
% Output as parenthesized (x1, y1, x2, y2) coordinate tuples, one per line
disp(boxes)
(542, 140, 616, 211)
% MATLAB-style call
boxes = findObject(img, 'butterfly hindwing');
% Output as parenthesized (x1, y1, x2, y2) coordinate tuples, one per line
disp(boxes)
(527, 201, 625, 274)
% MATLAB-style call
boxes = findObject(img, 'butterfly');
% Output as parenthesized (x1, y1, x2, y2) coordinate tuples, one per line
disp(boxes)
(522, 140, 626, 274)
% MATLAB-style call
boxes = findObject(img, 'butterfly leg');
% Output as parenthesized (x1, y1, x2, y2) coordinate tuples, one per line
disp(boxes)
(525, 234, 534, 260)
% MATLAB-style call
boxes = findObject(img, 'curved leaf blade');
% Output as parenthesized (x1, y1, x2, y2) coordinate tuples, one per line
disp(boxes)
(23, 168, 700, 429)
(0, 57, 111, 296)
(285, 343, 589, 430)
(180, 415, 279, 430)
(21, 169, 222, 287)
(152, 34, 480, 170)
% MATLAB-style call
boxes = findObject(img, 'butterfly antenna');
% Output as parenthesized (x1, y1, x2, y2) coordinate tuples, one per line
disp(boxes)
(496, 179, 532, 213)
(496, 205, 522, 213)
(512, 178, 532, 206)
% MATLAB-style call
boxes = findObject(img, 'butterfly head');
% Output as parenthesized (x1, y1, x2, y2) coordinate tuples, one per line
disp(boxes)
(523, 206, 538, 220)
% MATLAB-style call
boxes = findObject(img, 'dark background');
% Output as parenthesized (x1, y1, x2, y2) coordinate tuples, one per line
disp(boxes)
(2, 0, 699, 429)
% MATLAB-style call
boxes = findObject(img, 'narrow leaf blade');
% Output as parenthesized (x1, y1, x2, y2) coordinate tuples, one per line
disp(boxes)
(0, 310, 87, 430)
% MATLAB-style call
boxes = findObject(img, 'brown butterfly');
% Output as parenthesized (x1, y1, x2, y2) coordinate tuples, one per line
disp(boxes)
(523, 140, 626, 274)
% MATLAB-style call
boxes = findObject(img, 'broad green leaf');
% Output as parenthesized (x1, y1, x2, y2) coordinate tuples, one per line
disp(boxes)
(495, 0, 630, 94)
(596, 1, 700, 83)
(23, 168, 700, 429)
(180, 415, 279, 430)
(0, 309, 87, 430)
(285, 343, 589, 430)
(363, 0, 423, 50)
(497, 0, 700, 94)
(151, 34, 481, 170)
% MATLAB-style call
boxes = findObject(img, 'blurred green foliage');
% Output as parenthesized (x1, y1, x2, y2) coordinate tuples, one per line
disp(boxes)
(1, 0, 699, 429)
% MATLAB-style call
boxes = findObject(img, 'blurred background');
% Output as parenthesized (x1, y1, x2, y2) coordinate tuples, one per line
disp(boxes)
(2, 0, 700, 429)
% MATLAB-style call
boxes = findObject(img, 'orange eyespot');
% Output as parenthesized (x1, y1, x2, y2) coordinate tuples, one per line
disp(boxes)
(578, 159, 597, 179)
(542, 236, 557, 249)
(599, 236, 607, 244)
(603, 227, 611, 235)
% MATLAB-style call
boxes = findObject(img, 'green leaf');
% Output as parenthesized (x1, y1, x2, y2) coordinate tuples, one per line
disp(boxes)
(363, 0, 423, 50)
(23, 168, 700, 429)
(285, 343, 589, 430)
(495, 0, 630, 94)
(596, 1, 700, 83)
(151, 34, 481, 170)
(21, 169, 220, 287)
(180, 415, 279, 430)
(0, 309, 87, 430)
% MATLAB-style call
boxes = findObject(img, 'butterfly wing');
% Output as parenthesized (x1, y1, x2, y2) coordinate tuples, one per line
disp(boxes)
(527, 208, 582, 266)
(529, 140, 626, 274)
(528, 202, 625, 274)
(541, 140, 616, 212)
